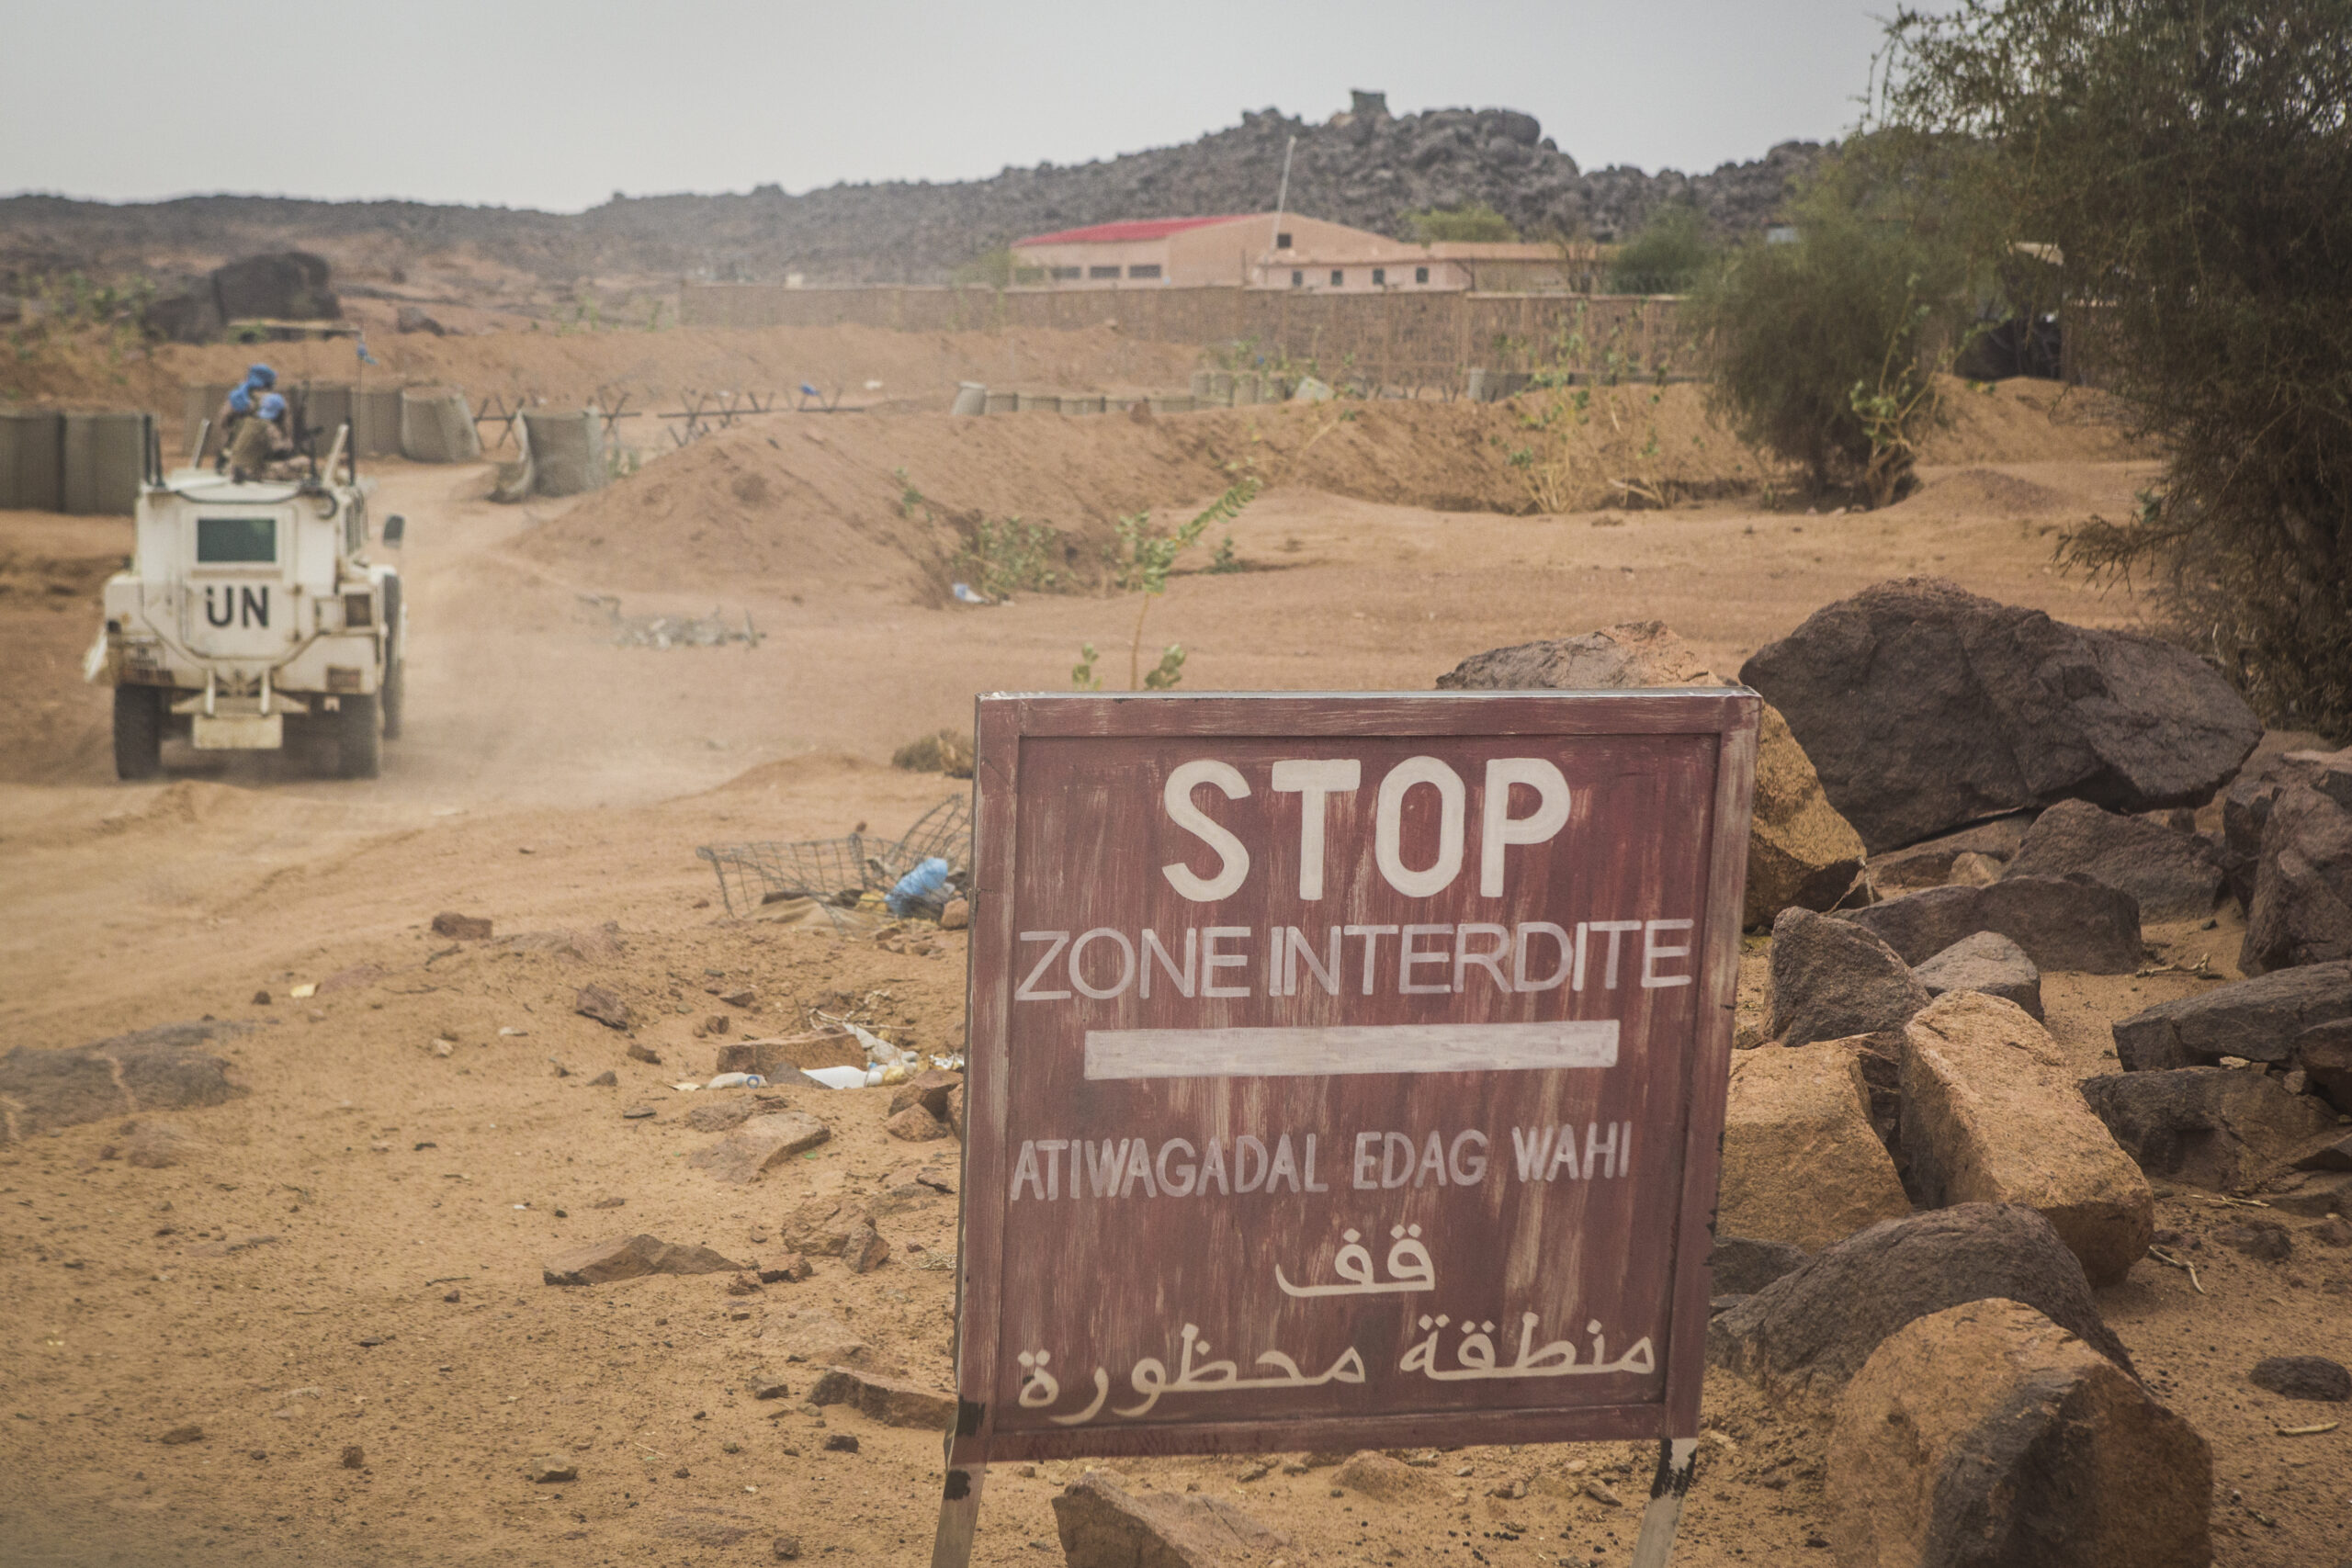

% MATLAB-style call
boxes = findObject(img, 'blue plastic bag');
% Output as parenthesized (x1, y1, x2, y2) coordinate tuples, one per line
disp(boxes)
(887, 856, 953, 918)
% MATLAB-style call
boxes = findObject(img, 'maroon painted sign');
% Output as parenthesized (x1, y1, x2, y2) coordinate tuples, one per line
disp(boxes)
(950, 691, 1757, 1463)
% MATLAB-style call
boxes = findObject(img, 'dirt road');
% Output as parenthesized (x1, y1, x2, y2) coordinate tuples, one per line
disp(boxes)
(1, 413, 2343, 1565)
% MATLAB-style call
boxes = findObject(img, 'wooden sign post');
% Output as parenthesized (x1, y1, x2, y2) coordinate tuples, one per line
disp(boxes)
(936, 690, 1758, 1565)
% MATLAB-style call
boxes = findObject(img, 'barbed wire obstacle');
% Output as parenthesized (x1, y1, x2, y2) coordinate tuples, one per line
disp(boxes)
(695, 794, 972, 917)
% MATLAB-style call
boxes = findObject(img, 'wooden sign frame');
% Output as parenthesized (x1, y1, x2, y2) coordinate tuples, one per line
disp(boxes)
(933, 689, 1758, 1562)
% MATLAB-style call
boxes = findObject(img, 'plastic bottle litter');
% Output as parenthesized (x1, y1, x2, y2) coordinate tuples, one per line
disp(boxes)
(704, 1071, 765, 1089)
(951, 581, 991, 605)
(803, 1065, 871, 1090)
(887, 856, 953, 917)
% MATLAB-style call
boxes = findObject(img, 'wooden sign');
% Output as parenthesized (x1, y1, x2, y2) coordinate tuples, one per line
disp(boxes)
(940, 690, 1757, 1546)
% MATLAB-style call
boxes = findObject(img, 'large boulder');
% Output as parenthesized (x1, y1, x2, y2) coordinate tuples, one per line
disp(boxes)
(1827, 1300, 2211, 1568)
(1738, 577, 2260, 853)
(1708, 1235, 1814, 1298)
(1051, 1472, 1287, 1567)
(0, 1021, 249, 1143)
(1437, 622, 1864, 926)
(1768, 908, 1931, 1048)
(1720, 1040, 1911, 1250)
(1910, 931, 2043, 1020)
(1707, 1204, 2132, 1409)
(1900, 993, 2153, 1285)
(2242, 784, 2352, 974)
(1842, 876, 2143, 974)
(2110, 962, 2352, 1070)
(2079, 1068, 2341, 1192)
(2001, 799, 2225, 921)
(2221, 741, 2352, 902)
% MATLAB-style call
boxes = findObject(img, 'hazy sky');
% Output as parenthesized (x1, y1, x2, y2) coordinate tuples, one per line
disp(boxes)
(2, 0, 1894, 211)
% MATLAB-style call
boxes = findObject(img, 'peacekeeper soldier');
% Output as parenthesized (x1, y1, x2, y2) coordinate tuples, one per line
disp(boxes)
(209, 364, 277, 468)
(226, 390, 295, 479)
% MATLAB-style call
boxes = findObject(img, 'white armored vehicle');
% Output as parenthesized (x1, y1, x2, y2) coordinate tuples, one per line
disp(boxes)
(85, 422, 406, 780)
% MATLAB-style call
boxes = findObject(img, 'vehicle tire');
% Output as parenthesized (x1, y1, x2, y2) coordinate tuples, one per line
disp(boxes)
(112, 685, 164, 781)
(379, 574, 404, 740)
(337, 693, 381, 780)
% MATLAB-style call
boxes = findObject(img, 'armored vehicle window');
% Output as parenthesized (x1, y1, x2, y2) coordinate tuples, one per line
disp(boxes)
(198, 517, 277, 563)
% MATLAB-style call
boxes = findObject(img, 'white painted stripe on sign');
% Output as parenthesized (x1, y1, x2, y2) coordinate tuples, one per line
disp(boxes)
(1082, 1020, 1620, 1080)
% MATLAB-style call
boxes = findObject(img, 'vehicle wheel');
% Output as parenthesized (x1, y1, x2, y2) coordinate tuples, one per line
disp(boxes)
(112, 685, 164, 781)
(379, 575, 404, 739)
(337, 693, 381, 780)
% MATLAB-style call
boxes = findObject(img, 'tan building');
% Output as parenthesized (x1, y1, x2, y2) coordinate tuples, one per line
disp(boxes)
(1010, 212, 1604, 293)
(1010, 213, 1396, 289)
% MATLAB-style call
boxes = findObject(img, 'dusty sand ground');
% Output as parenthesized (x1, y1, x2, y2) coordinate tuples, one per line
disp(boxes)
(1, 392, 2345, 1566)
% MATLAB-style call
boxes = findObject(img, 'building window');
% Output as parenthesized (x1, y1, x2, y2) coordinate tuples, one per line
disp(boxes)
(1049, 265, 1081, 281)
(1329, 269, 1344, 287)
(1012, 266, 1046, 285)
(1089, 265, 1121, 279)
(1276, 231, 1293, 250)
(1371, 267, 1385, 286)
(1127, 264, 1161, 279)
(1291, 270, 1304, 288)
(1415, 265, 1430, 285)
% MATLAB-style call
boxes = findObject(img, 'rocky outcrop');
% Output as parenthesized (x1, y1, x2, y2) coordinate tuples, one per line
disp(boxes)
(1720, 1040, 1911, 1249)
(2001, 799, 2225, 921)
(1438, 622, 1864, 927)
(9, 109, 1824, 289)
(1842, 876, 2143, 974)
(1707, 1204, 2132, 1409)
(1768, 908, 1931, 1049)
(1739, 578, 2261, 853)
(1828, 1300, 2211, 1568)
(1900, 993, 2154, 1284)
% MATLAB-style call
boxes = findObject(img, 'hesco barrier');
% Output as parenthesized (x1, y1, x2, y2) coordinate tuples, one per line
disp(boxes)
(59, 412, 151, 516)
(0, 409, 64, 511)
(400, 390, 482, 463)
(519, 410, 606, 497)
(679, 283, 1701, 391)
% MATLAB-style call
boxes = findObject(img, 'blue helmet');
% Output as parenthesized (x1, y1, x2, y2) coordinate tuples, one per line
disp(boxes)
(246, 364, 277, 389)
(259, 392, 287, 421)
(229, 386, 254, 413)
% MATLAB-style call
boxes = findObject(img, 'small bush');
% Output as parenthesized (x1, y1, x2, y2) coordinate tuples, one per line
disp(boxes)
(891, 729, 974, 778)
(956, 516, 1062, 597)
(1609, 205, 1716, 294)
(1689, 156, 1970, 504)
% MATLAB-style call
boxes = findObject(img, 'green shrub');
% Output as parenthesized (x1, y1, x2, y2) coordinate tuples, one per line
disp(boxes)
(1880, 0, 2352, 729)
(1609, 205, 1716, 294)
(1689, 157, 1971, 503)
(1404, 205, 1518, 243)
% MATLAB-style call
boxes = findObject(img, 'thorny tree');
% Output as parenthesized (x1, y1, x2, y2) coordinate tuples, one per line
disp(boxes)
(1878, 0, 2352, 728)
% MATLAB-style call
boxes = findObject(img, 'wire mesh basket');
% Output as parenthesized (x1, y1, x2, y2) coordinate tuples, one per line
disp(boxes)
(696, 794, 972, 918)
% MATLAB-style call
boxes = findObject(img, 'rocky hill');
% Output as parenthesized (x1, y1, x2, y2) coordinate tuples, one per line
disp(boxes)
(1, 96, 1824, 291)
